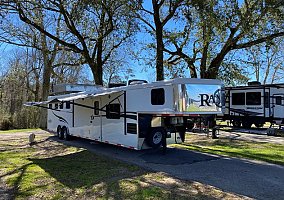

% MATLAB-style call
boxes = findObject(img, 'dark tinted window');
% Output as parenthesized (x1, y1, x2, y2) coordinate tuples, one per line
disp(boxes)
(264, 92, 270, 108)
(275, 96, 282, 105)
(59, 102, 64, 109)
(151, 88, 165, 105)
(66, 101, 71, 109)
(48, 104, 52, 109)
(232, 93, 245, 105)
(94, 101, 99, 115)
(106, 103, 120, 119)
(246, 92, 261, 105)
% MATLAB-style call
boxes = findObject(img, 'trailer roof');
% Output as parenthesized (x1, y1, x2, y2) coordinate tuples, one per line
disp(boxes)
(25, 78, 223, 106)
(226, 83, 284, 90)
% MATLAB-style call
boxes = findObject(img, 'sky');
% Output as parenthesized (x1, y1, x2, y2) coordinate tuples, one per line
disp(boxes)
(0, 1, 283, 85)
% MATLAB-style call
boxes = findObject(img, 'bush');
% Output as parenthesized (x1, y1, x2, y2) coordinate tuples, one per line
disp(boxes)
(12, 107, 40, 129)
(0, 117, 13, 130)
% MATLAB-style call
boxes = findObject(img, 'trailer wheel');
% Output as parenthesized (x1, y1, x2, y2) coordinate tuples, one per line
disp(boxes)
(232, 120, 241, 128)
(62, 127, 70, 141)
(146, 128, 165, 148)
(57, 126, 63, 140)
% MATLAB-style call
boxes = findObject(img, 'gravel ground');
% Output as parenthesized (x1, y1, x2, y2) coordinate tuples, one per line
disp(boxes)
(205, 128, 284, 144)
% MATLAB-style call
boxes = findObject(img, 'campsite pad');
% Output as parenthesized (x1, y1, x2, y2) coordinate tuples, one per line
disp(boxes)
(140, 148, 220, 165)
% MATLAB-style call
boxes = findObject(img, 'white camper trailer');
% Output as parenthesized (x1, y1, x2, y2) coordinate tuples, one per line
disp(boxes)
(221, 82, 284, 128)
(26, 78, 224, 150)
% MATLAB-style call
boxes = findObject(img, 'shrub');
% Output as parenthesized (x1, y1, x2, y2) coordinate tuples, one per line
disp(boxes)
(0, 117, 13, 130)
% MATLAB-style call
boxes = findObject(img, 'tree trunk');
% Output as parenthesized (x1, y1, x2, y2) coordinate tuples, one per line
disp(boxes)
(39, 61, 52, 129)
(90, 61, 103, 86)
(155, 27, 164, 81)
(153, 1, 164, 81)
(39, 30, 52, 129)
(95, 37, 104, 86)
(187, 62, 197, 78)
(206, 47, 230, 79)
(200, 23, 209, 78)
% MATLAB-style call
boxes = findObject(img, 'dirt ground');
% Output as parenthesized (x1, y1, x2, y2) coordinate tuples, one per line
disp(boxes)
(217, 128, 284, 144)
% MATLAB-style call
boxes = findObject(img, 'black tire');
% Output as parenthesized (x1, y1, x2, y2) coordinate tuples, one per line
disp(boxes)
(62, 127, 70, 141)
(242, 121, 252, 129)
(146, 128, 165, 148)
(57, 126, 63, 140)
(232, 120, 241, 128)
(254, 123, 264, 128)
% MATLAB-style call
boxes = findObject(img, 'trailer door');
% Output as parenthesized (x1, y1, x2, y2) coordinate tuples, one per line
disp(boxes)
(272, 94, 284, 119)
(91, 97, 102, 140)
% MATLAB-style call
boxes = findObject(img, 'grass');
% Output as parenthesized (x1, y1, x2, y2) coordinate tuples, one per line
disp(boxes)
(0, 131, 246, 199)
(0, 128, 41, 134)
(173, 134, 284, 165)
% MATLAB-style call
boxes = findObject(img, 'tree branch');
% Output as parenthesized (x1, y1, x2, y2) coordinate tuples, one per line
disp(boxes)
(233, 32, 284, 49)
(16, 2, 83, 53)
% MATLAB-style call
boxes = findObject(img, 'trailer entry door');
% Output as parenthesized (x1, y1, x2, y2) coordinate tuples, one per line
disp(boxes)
(272, 94, 284, 119)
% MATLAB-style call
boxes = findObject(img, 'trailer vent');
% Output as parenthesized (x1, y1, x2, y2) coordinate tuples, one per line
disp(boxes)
(248, 81, 261, 86)
(108, 83, 127, 88)
(128, 79, 148, 85)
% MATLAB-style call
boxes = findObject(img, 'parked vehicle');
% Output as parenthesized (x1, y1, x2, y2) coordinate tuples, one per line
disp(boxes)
(26, 78, 224, 150)
(220, 82, 284, 128)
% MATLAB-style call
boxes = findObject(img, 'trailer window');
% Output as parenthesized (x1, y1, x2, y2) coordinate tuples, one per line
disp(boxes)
(232, 93, 245, 105)
(48, 104, 52, 109)
(94, 101, 99, 115)
(106, 103, 120, 119)
(246, 92, 261, 105)
(264, 92, 270, 108)
(66, 101, 71, 109)
(59, 102, 64, 109)
(151, 88, 165, 105)
(275, 96, 282, 105)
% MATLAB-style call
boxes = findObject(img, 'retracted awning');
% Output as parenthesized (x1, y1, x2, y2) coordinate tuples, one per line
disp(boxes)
(24, 98, 60, 107)
(24, 90, 124, 107)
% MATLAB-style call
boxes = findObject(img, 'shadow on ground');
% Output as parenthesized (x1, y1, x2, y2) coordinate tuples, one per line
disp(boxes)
(140, 148, 219, 165)
(30, 150, 141, 189)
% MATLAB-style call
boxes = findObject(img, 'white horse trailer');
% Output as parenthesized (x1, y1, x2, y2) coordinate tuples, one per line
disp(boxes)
(221, 82, 284, 128)
(26, 78, 224, 150)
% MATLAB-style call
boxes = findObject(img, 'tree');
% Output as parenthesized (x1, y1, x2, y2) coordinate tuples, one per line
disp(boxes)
(0, 50, 40, 129)
(135, 0, 184, 81)
(3, 0, 137, 86)
(163, 0, 284, 80)
(241, 38, 284, 84)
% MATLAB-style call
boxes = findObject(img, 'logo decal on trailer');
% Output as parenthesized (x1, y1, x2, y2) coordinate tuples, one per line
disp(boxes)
(199, 89, 223, 108)
(52, 111, 68, 124)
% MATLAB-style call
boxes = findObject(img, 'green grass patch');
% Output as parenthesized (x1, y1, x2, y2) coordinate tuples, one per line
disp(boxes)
(0, 132, 246, 199)
(173, 134, 284, 165)
(0, 128, 41, 134)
